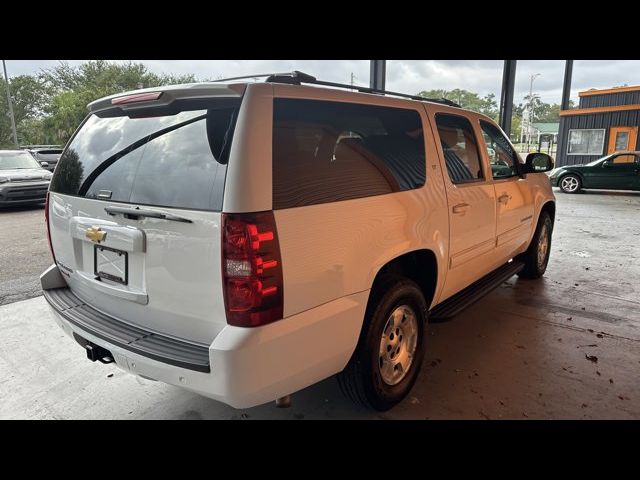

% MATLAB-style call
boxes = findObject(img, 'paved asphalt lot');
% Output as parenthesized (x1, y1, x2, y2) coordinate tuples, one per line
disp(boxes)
(0, 190, 639, 419)
(0, 204, 51, 306)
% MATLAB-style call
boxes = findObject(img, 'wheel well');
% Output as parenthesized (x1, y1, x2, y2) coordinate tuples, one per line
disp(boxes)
(540, 200, 556, 224)
(559, 171, 583, 185)
(369, 250, 438, 309)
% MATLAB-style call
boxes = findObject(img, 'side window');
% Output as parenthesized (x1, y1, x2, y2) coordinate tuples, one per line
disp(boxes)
(480, 121, 520, 179)
(611, 154, 636, 164)
(272, 99, 426, 209)
(435, 114, 484, 184)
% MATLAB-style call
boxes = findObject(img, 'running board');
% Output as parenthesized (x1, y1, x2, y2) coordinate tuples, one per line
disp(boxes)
(430, 260, 525, 320)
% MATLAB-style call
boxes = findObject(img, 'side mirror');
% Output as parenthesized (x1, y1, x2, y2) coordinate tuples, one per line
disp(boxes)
(524, 152, 554, 173)
(40, 161, 49, 168)
(602, 160, 612, 168)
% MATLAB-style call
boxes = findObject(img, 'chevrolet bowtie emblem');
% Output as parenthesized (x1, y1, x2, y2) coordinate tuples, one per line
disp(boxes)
(85, 226, 107, 243)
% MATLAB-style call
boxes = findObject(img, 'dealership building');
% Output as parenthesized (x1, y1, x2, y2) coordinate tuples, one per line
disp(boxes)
(555, 85, 640, 167)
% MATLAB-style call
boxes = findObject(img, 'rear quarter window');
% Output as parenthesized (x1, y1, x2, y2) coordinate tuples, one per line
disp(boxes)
(50, 98, 240, 211)
(272, 98, 426, 210)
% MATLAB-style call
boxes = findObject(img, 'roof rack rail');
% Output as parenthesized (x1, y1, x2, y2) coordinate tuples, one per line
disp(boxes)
(212, 70, 460, 107)
(211, 73, 289, 83)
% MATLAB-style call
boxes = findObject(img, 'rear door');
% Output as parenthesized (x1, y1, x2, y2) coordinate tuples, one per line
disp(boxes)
(431, 112, 497, 300)
(590, 153, 639, 190)
(48, 90, 243, 344)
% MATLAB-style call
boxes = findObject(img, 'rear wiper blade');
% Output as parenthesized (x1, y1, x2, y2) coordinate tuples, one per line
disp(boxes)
(104, 205, 193, 223)
(78, 113, 207, 197)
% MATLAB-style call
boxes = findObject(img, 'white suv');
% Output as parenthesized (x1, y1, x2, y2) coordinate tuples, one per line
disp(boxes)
(41, 72, 556, 411)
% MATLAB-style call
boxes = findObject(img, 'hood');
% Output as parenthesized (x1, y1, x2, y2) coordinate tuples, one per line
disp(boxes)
(548, 163, 588, 176)
(0, 168, 52, 182)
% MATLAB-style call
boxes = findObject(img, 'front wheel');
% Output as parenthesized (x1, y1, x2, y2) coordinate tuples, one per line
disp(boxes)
(559, 174, 582, 193)
(517, 211, 553, 279)
(338, 277, 427, 411)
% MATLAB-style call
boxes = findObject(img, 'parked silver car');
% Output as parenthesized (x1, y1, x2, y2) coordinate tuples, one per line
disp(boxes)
(0, 150, 52, 207)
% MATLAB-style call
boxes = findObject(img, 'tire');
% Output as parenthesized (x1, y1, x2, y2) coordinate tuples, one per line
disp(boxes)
(559, 174, 582, 193)
(338, 276, 427, 411)
(517, 211, 553, 279)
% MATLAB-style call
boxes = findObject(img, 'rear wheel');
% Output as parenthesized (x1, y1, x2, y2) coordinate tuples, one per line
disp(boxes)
(559, 174, 582, 193)
(338, 277, 427, 411)
(517, 211, 553, 279)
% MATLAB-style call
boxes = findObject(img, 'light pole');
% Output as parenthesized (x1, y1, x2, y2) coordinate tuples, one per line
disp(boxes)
(2, 60, 19, 148)
(527, 73, 541, 152)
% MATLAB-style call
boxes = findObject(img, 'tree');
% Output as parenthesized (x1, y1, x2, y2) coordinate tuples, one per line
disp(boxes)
(38, 61, 197, 145)
(510, 115, 522, 142)
(0, 75, 47, 147)
(417, 88, 499, 120)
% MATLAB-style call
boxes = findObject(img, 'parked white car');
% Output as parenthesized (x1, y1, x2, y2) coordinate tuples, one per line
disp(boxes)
(41, 73, 556, 410)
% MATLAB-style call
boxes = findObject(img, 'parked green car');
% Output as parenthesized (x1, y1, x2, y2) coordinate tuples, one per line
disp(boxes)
(549, 151, 640, 193)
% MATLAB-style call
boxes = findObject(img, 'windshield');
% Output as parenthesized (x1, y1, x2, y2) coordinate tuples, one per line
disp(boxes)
(585, 155, 613, 167)
(0, 151, 42, 170)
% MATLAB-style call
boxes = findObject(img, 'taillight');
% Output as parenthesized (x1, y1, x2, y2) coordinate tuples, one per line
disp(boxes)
(44, 192, 56, 264)
(111, 92, 162, 105)
(222, 211, 283, 327)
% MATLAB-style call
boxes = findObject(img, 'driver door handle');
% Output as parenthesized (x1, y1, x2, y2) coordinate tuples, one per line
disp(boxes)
(452, 203, 470, 214)
(498, 194, 512, 204)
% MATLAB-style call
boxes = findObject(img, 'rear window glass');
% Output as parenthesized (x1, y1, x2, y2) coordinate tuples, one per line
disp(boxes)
(272, 98, 426, 210)
(50, 99, 240, 211)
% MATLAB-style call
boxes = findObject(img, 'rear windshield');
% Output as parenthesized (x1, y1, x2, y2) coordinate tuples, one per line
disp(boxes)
(50, 98, 240, 211)
(33, 150, 62, 160)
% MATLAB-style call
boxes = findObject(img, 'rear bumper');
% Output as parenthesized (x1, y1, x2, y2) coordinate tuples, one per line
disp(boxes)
(42, 265, 367, 408)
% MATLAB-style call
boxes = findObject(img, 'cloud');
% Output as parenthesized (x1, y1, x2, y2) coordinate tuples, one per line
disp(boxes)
(4, 59, 640, 106)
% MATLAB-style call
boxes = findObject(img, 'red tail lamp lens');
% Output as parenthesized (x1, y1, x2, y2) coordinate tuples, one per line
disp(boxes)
(222, 211, 283, 327)
(44, 192, 57, 264)
(111, 92, 162, 105)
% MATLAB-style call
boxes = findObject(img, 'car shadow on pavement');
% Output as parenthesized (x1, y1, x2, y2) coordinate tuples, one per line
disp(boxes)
(0, 203, 45, 213)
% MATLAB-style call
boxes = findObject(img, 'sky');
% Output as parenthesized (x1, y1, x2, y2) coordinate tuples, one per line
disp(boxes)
(4, 60, 640, 107)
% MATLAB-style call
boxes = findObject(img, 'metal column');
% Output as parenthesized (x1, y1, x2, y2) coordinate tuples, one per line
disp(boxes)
(498, 60, 517, 136)
(561, 60, 574, 110)
(370, 60, 386, 91)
